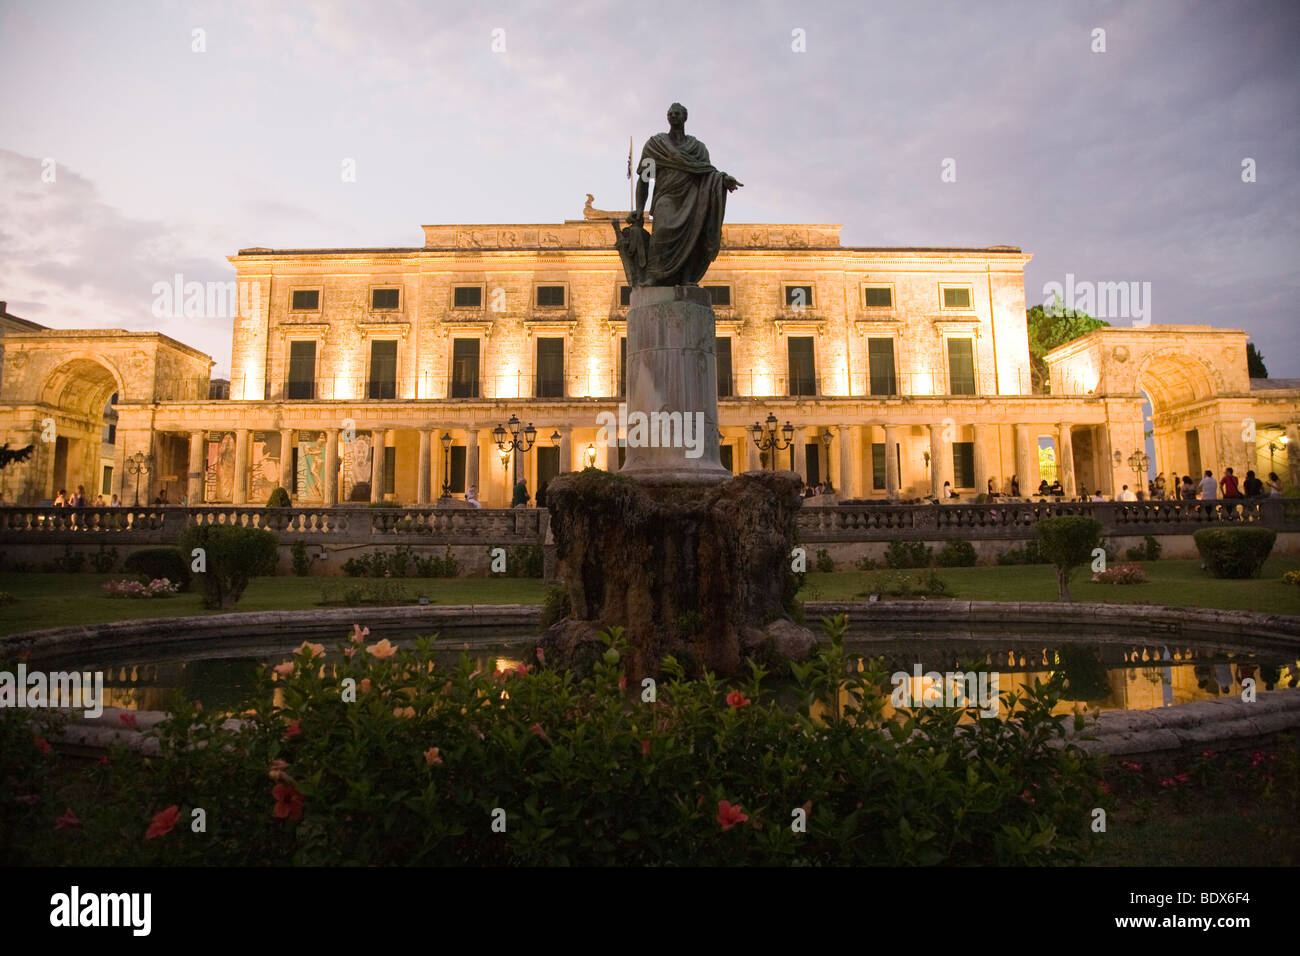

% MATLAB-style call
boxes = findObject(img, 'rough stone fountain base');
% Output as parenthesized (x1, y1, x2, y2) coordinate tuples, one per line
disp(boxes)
(539, 468, 815, 678)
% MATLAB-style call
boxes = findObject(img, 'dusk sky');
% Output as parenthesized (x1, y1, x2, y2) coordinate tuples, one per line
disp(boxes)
(2, 0, 1297, 378)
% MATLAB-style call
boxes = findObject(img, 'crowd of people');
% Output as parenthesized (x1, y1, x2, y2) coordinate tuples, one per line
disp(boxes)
(969, 467, 1286, 505)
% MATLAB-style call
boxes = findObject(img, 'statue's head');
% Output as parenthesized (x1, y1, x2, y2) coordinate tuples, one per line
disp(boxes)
(667, 102, 688, 126)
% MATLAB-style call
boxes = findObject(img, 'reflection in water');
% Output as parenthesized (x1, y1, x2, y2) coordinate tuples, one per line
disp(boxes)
(31, 632, 1300, 721)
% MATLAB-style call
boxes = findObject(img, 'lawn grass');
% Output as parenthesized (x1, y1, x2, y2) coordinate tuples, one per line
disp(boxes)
(798, 557, 1300, 615)
(0, 573, 550, 636)
(2, 556, 1298, 636)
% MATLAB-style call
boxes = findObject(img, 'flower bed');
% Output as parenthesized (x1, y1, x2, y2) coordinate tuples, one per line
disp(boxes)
(102, 578, 180, 599)
(1091, 563, 1147, 585)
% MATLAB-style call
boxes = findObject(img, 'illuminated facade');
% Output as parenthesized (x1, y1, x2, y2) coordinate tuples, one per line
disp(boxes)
(1, 216, 1296, 507)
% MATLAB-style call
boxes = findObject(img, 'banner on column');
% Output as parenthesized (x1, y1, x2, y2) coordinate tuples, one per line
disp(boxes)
(297, 431, 326, 503)
(249, 433, 281, 503)
(342, 432, 372, 501)
(205, 432, 236, 503)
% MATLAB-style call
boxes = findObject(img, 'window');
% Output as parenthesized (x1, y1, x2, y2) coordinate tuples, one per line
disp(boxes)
(619, 285, 632, 307)
(367, 340, 398, 399)
(1185, 430, 1202, 477)
(716, 337, 733, 397)
(101, 465, 112, 496)
(451, 338, 480, 398)
(449, 446, 466, 494)
(947, 338, 976, 395)
(805, 444, 820, 486)
(537, 285, 566, 308)
(867, 338, 896, 395)
(291, 290, 319, 311)
(618, 337, 626, 398)
(719, 444, 734, 473)
(287, 341, 316, 399)
(942, 286, 972, 309)
(538, 446, 560, 488)
(371, 288, 400, 310)
(864, 286, 893, 308)
(706, 285, 731, 307)
(453, 286, 482, 309)
(953, 442, 975, 488)
(383, 446, 396, 495)
(787, 336, 816, 396)
(535, 337, 565, 397)
(785, 285, 813, 309)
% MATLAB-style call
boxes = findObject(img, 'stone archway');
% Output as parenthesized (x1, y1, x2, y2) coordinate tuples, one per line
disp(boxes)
(1134, 350, 1224, 483)
(35, 358, 125, 500)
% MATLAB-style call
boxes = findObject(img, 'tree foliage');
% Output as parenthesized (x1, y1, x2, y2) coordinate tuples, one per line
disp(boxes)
(0, 443, 34, 470)
(1246, 342, 1268, 379)
(1035, 515, 1103, 602)
(1026, 297, 1109, 393)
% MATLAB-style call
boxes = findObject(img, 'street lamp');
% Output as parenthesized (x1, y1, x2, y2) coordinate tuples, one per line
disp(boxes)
(1127, 449, 1149, 488)
(126, 451, 153, 507)
(549, 430, 561, 447)
(749, 413, 794, 471)
(584, 443, 597, 468)
(439, 432, 453, 497)
(492, 414, 537, 455)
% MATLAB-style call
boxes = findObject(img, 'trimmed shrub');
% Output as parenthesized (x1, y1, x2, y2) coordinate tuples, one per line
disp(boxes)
(1035, 515, 1104, 602)
(859, 569, 948, 598)
(413, 547, 459, 578)
(178, 524, 278, 609)
(266, 487, 291, 508)
(1282, 570, 1300, 587)
(291, 540, 311, 577)
(884, 540, 933, 569)
(853, 555, 879, 571)
(125, 548, 191, 591)
(936, 539, 977, 568)
(50, 546, 86, 573)
(89, 544, 119, 573)
(1124, 535, 1162, 563)
(996, 540, 1047, 565)
(814, 548, 835, 573)
(1193, 527, 1277, 579)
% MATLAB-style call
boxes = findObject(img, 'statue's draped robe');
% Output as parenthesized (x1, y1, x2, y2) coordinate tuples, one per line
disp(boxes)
(640, 133, 730, 286)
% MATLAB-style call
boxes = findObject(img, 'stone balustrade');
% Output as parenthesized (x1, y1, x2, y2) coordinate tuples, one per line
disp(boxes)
(0, 499, 1295, 550)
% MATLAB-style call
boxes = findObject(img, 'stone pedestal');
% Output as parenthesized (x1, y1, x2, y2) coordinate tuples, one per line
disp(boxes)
(540, 469, 812, 678)
(619, 285, 730, 484)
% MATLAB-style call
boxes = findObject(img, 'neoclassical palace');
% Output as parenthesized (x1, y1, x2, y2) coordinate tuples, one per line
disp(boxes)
(1, 212, 1297, 508)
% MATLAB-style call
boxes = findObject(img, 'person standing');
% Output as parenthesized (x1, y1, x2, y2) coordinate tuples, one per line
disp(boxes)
(1118, 484, 1137, 502)
(1180, 475, 1197, 500)
(1199, 470, 1218, 500)
(1010, 475, 1020, 498)
(465, 485, 483, 509)
(511, 479, 530, 508)
(1220, 467, 1242, 499)
(1153, 472, 1166, 499)
(1243, 470, 1264, 497)
(1268, 472, 1283, 497)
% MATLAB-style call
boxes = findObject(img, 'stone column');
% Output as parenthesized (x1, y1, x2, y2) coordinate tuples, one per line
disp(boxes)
(417, 428, 432, 505)
(324, 428, 339, 505)
(558, 427, 573, 474)
(971, 424, 990, 497)
(929, 422, 954, 498)
(1058, 423, 1076, 498)
(1014, 424, 1037, 496)
(466, 428, 480, 497)
(233, 429, 250, 505)
(747, 434, 761, 472)
(793, 430, 807, 481)
(884, 424, 900, 499)
(279, 428, 294, 496)
(370, 429, 385, 502)
(187, 431, 204, 505)
(1287, 423, 1300, 491)
(837, 425, 852, 497)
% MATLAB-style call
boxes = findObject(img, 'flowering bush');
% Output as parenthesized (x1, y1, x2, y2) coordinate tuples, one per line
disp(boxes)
(1282, 570, 1300, 587)
(102, 577, 180, 599)
(10, 618, 1106, 866)
(1090, 563, 1147, 585)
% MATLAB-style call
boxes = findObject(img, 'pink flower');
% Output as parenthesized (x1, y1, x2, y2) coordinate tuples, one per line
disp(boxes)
(618, 675, 627, 692)
(1100, 781, 1111, 794)
(717, 800, 748, 830)
(297, 641, 325, 659)
(535, 646, 545, 664)
(424, 747, 442, 766)
(367, 639, 398, 659)
(641, 739, 651, 757)
(272, 784, 305, 821)
(1201, 750, 1215, 759)
(1175, 773, 1189, 784)
(118, 712, 138, 729)
(272, 661, 295, 678)
(54, 808, 81, 831)
(529, 722, 549, 743)
(268, 759, 290, 782)
(393, 706, 415, 719)
(726, 690, 751, 708)
(145, 805, 180, 839)
(359, 678, 371, 694)
(33, 737, 51, 756)
(97, 755, 110, 767)
(351, 624, 370, 643)
(1160, 777, 1176, 788)
(283, 719, 302, 739)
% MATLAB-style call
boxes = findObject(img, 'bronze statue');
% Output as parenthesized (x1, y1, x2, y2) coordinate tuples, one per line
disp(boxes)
(614, 103, 742, 287)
